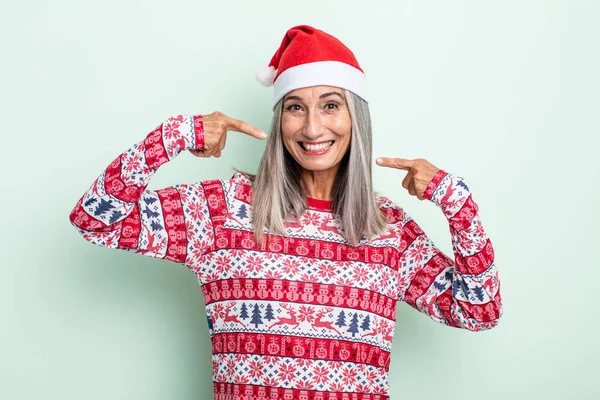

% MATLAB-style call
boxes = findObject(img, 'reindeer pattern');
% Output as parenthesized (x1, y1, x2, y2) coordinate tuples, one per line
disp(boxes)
(70, 114, 499, 399)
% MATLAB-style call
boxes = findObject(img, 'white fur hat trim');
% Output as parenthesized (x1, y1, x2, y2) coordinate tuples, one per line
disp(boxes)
(256, 66, 276, 87)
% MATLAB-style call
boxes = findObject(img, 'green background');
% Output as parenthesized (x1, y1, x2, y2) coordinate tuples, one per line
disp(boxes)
(2, 1, 598, 399)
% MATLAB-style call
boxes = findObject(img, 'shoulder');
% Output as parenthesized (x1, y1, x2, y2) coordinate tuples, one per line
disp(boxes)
(173, 172, 253, 203)
(227, 171, 254, 203)
(195, 171, 253, 191)
(192, 171, 255, 209)
(375, 193, 408, 225)
(229, 171, 255, 186)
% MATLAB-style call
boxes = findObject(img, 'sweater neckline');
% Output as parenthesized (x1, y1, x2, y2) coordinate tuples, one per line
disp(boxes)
(306, 196, 333, 211)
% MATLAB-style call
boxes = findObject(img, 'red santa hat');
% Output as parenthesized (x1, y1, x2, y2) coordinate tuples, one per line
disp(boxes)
(256, 25, 367, 107)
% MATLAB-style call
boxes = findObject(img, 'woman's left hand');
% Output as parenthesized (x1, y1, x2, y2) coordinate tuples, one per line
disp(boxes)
(376, 157, 441, 201)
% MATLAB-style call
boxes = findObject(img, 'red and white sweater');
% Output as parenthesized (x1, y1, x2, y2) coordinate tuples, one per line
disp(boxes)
(69, 115, 502, 400)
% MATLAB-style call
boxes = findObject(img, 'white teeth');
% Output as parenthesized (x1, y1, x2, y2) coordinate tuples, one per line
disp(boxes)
(303, 141, 334, 151)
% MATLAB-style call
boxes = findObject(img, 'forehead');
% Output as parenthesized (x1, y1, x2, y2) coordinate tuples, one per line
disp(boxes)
(283, 85, 346, 101)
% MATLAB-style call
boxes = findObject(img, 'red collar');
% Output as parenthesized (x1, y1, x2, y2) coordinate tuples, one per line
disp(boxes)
(306, 197, 333, 211)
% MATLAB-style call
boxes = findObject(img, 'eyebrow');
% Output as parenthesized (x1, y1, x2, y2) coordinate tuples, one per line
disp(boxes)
(283, 91, 345, 102)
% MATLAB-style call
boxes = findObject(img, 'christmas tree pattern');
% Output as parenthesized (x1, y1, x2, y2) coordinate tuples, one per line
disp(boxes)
(94, 199, 115, 217)
(347, 313, 360, 337)
(472, 286, 485, 302)
(264, 303, 275, 322)
(142, 205, 159, 219)
(143, 196, 158, 205)
(150, 220, 163, 231)
(434, 280, 446, 292)
(360, 314, 371, 332)
(206, 314, 213, 334)
(109, 210, 124, 224)
(335, 310, 346, 329)
(250, 304, 263, 328)
(67, 113, 502, 398)
(239, 302, 249, 320)
(236, 204, 248, 220)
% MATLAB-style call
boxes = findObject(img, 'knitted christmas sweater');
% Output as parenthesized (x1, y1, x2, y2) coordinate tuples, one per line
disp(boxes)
(69, 115, 502, 400)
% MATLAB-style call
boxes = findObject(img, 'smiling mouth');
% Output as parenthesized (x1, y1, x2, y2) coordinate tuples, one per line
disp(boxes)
(299, 140, 335, 151)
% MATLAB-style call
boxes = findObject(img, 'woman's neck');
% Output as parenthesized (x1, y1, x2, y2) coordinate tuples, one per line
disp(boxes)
(301, 168, 339, 201)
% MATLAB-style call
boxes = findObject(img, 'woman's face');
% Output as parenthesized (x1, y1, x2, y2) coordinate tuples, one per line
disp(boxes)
(281, 85, 352, 174)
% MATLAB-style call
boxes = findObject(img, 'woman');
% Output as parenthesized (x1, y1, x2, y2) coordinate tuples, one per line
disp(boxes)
(69, 25, 502, 400)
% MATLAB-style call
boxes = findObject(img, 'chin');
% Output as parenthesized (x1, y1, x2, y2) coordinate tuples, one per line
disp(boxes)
(298, 161, 340, 172)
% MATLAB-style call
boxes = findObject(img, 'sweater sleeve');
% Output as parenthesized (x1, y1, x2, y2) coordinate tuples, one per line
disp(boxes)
(396, 170, 502, 332)
(68, 115, 214, 266)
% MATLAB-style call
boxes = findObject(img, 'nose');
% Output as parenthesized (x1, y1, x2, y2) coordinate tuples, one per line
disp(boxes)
(303, 108, 325, 139)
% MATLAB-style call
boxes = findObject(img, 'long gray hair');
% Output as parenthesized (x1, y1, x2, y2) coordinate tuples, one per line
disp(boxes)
(239, 89, 388, 246)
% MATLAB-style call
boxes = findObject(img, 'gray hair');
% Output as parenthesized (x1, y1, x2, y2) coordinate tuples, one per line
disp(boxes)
(238, 89, 388, 246)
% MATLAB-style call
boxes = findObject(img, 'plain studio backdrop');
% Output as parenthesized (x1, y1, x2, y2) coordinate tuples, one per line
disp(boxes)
(1, 1, 598, 399)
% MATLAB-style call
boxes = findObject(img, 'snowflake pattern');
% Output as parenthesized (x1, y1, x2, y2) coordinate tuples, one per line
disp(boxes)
(69, 114, 503, 399)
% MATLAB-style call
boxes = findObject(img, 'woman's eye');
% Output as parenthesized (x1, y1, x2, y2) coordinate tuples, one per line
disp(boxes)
(325, 103, 339, 110)
(286, 104, 302, 111)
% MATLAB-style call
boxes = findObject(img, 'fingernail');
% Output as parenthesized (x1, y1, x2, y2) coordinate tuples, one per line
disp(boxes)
(376, 158, 382, 164)
(260, 131, 267, 139)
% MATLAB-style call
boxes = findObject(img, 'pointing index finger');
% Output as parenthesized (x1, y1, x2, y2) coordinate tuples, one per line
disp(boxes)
(226, 116, 267, 139)
(376, 157, 415, 170)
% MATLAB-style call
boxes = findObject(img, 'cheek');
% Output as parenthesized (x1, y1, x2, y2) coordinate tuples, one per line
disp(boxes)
(281, 116, 299, 140)
(333, 119, 352, 143)
(331, 113, 351, 133)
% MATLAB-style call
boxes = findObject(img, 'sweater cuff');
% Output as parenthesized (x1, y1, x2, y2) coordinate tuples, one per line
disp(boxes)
(424, 170, 473, 218)
(143, 115, 204, 170)
(162, 115, 205, 157)
(192, 115, 205, 151)
(423, 169, 448, 202)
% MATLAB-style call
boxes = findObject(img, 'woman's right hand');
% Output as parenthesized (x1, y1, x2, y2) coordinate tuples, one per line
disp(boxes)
(189, 111, 267, 158)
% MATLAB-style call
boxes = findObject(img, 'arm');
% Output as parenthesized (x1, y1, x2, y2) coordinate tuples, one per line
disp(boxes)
(68, 115, 214, 265)
(397, 170, 502, 331)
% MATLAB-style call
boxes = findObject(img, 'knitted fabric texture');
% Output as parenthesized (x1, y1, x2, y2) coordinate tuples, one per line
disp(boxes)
(69, 115, 502, 400)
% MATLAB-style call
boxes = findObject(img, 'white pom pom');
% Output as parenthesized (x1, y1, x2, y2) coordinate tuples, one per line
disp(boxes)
(256, 66, 276, 87)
